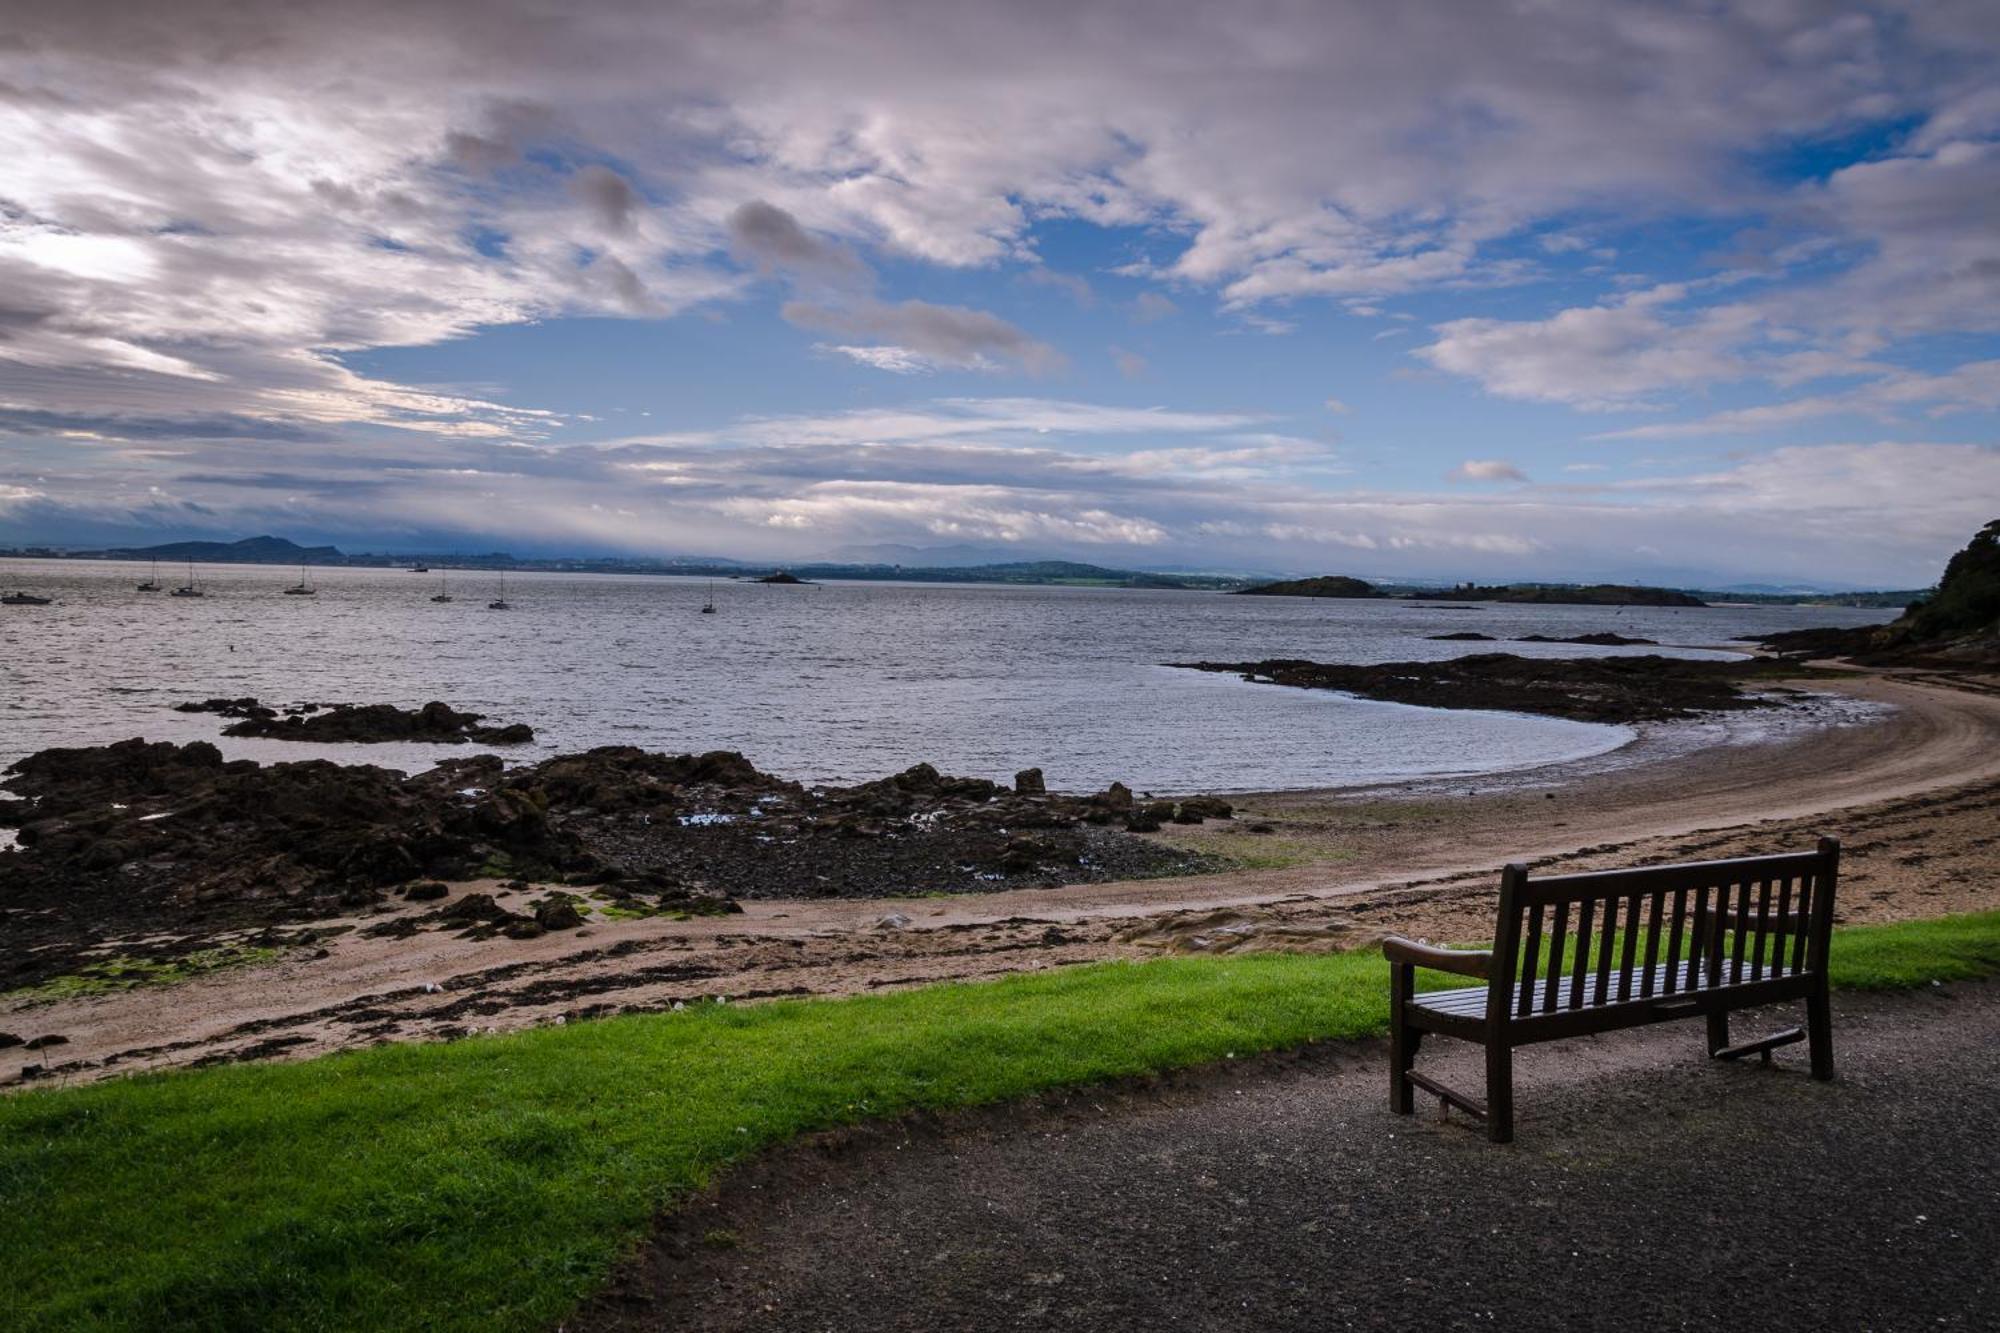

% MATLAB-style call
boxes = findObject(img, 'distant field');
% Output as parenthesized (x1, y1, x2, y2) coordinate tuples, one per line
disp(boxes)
(4, 912, 1996, 1332)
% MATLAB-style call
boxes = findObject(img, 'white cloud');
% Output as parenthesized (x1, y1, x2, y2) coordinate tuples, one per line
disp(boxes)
(1419, 286, 1757, 409)
(1450, 459, 1528, 483)
(782, 299, 1061, 374)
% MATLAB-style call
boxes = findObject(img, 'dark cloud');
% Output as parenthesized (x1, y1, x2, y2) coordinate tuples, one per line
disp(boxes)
(566, 164, 642, 234)
(727, 201, 865, 281)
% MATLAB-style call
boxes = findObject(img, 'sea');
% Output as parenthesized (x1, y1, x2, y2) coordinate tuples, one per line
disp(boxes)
(0, 558, 1898, 795)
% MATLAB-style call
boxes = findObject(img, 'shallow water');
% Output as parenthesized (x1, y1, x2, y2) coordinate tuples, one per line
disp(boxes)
(0, 559, 1895, 793)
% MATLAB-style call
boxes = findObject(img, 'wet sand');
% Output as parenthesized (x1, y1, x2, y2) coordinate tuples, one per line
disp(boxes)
(8, 668, 2000, 1087)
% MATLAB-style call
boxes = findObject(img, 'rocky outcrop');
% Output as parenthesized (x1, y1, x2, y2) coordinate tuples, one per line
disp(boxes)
(173, 698, 534, 745)
(1171, 654, 1817, 724)
(1756, 519, 1999, 668)
(1514, 632, 1659, 646)
(0, 737, 1230, 988)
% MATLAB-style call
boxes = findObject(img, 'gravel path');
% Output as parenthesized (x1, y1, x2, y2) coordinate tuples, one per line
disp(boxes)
(578, 983, 2000, 1332)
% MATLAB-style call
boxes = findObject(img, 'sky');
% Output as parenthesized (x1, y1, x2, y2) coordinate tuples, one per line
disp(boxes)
(1, 1, 1997, 587)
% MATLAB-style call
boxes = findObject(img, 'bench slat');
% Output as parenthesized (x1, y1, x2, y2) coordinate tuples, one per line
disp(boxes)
(1568, 897, 1595, 1011)
(1517, 903, 1544, 1018)
(1543, 900, 1569, 1014)
(1640, 889, 1664, 998)
(1664, 887, 1688, 996)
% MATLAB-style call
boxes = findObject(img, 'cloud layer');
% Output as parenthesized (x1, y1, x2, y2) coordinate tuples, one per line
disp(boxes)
(1, 1, 1996, 582)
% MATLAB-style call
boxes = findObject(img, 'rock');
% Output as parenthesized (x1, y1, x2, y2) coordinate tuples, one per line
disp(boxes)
(442, 892, 505, 923)
(1176, 796, 1235, 821)
(405, 880, 450, 901)
(24, 1034, 68, 1051)
(0, 1033, 21, 1049)
(181, 697, 536, 745)
(876, 912, 913, 931)
(1515, 632, 1658, 647)
(1096, 781, 1134, 812)
(534, 897, 585, 930)
(1170, 653, 1809, 725)
(1014, 767, 1046, 796)
(501, 918, 546, 940)
(1427, 631, 1495, 641)
(1126, 801, 1175, 833)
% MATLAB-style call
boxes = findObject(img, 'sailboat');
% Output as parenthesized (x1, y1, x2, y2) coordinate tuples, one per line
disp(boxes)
(137, 559, 161, 592)
(700, 581, 716, 614)
(487, 572, 511, 610)
(430, 572, 453, 604)
(170, 560, 205, 598)
(284, 562, 316, 595)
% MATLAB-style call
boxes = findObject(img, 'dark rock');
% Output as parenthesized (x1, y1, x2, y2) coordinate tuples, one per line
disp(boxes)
(1169, 653, 1818, 724)
(1014, 767, 1046, 796)
(442, 893, 505, 923)
(501, 918, 546, 940)
(1515, 632, 1658, 647)
(1176, 796, 1235, 821)
(1126, 801, 1174, 833)
(0, 1033, 21, 1049)
(405, 881, 450, 902)
(177, 697, 535, 745)
(1097, 782, 1134, 812)
(1427, 632, 1495, 641)
(534, 897, 585, 930)
(24, 1035, 68, 1051)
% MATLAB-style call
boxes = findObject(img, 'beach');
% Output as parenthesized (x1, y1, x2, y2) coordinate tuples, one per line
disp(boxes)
(10, 665, 1997, 1087)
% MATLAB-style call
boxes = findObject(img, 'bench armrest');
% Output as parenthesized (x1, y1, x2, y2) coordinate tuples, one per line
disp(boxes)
(1382, 935, 1493, 979)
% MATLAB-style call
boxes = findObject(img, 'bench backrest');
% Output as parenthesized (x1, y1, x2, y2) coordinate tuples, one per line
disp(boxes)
(1488, 838, 1839, 1022)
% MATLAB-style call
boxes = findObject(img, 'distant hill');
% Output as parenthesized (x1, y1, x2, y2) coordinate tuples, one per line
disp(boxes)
(105, 535, 344, 564)
(789, 559, 1199, 589)
(1409, 583, 1706, 608)
(1234, 575, 1385, 599)
(821, 541, 1031, 567)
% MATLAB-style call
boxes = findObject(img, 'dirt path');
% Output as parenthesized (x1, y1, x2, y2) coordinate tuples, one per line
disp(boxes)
(575, 983, 2000, 1332)
(9, 671, 2000, 1087)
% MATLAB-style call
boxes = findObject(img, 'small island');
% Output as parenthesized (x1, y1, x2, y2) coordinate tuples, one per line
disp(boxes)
(755, 570, 811, 585)
(1409, 583, 1706, 607)
(1233, 575, 1386, 599)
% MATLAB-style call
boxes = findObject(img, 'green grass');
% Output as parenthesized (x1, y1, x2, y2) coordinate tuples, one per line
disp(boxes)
(3, 912, 1997, 1333)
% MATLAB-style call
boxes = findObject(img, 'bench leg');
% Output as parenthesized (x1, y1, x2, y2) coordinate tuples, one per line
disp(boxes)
(1485, 1041, 1514, 1144)
(1705, 1009, 1730, 1057)
(1807, 987, 1834, 1081)
(1389, 963, 1417, 1114)
(1391, 1026, 1422, 1114)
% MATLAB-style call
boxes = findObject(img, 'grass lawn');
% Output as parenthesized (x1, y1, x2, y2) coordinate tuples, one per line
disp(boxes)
(4, 911, 1997, 1332)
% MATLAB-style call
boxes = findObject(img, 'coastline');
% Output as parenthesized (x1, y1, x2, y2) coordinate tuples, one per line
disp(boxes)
(8, 666, 1999, 1087)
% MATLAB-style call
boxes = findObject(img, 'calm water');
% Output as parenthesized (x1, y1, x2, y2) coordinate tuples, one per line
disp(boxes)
(0, 559, 1896, 793)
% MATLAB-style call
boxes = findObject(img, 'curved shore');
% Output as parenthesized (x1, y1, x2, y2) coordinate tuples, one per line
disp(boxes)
(9, 668, 2000, 1085)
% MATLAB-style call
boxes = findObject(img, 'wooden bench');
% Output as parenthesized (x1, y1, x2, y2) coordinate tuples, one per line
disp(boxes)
(1384, 838, 1839, 1143)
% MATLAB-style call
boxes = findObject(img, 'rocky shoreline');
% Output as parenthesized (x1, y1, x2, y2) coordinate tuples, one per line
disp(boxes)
(0, 733, 1232, 992)
(1170, 652, 1827, 724)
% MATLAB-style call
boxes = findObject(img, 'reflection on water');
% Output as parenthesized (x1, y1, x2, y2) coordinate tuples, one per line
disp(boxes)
(0, 559, 1895, 793)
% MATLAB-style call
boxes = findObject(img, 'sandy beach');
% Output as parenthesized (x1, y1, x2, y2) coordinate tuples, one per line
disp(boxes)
(8, 666, 1999, 1087)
